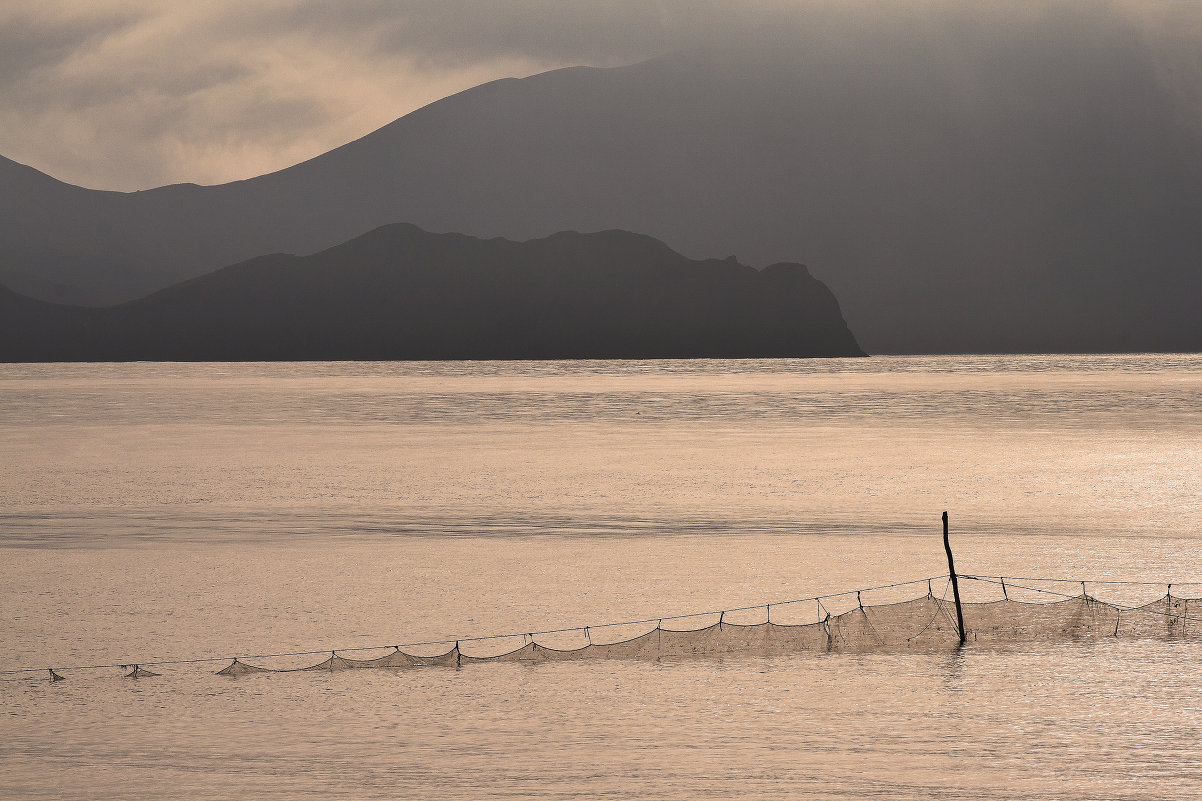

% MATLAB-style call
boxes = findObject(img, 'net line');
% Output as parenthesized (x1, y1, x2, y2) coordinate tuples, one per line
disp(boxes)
(0, 576, 942, 677)
(6, 574, 1202, 681)
(964, 575, 1202, 620)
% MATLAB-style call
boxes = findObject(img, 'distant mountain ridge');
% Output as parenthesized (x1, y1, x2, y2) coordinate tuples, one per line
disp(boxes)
(4, 25, 1201, 353)
(0, 224, 864, 362)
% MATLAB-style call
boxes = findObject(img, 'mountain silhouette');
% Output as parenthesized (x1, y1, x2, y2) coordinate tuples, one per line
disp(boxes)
(0, 224, 863, 362)
(3, 25, 1201, 353)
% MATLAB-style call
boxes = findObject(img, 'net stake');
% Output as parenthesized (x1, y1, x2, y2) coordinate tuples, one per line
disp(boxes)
(942, 511, 966, 645)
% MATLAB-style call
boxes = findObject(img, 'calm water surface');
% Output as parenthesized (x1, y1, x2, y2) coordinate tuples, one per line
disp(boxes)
(2, 356, 1201, 800)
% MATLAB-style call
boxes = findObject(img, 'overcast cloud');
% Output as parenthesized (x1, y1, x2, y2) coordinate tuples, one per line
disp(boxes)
(2, 0, 1199, 190)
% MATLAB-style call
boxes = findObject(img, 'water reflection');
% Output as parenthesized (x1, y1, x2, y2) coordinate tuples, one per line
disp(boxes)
(3, 355, 1202, 799)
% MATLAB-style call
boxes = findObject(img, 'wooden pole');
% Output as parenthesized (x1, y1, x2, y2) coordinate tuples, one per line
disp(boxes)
(943, 511, 966, 645)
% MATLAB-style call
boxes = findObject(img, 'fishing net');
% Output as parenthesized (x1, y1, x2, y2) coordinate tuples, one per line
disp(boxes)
(10, 576, 1199, 682)
(209, 580, 1201, 676)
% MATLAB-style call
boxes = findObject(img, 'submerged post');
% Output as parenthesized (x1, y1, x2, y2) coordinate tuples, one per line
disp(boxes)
(943, 511, 967, 645)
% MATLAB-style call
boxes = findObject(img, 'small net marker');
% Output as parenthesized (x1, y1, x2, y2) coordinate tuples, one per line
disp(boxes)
(1001, 577, 1008, 600)
(584, 626, 591, 644)
(857, 591, 863, 609)
(48, 668, 64, 682)
(125, 664, 158, 678)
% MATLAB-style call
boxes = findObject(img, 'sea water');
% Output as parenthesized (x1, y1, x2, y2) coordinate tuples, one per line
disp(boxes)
(2, 356, 1201, 799)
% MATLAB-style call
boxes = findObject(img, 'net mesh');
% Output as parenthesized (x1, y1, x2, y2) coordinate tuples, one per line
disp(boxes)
(11, 576, 1200, 682)
(212, 582, 1202, 676)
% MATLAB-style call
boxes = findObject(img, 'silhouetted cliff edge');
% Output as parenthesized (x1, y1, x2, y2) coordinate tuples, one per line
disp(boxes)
(0, 225, 863, 362)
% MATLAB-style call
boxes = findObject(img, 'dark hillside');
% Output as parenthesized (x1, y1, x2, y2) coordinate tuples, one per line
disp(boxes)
(0, 225, 863, 362)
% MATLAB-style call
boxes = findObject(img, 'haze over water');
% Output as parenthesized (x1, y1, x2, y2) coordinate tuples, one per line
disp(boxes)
(3, 355, 1202, 799)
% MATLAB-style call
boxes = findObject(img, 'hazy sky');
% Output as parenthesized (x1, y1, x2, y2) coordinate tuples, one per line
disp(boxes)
(3, 0, 1199, 191)
(1, 1, 734, 190)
